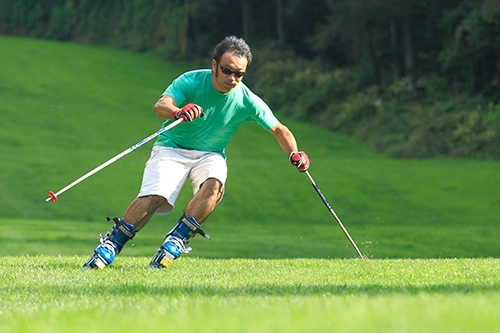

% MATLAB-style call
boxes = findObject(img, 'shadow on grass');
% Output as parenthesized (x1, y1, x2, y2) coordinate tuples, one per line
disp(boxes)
(8, 283, 499, 298)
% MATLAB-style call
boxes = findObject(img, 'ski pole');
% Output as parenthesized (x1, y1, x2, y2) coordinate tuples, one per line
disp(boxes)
(46, 118, 183, 202)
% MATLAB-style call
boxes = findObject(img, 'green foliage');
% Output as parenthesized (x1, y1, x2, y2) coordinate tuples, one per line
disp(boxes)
(253, 55, 500, 158)
(0, 0, 192, 57)
(439, 0, 500, 95)
(252, 50, 363, 119)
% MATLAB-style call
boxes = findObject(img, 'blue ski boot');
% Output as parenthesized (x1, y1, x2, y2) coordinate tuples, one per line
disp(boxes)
(82, 217, 135, 269)
(149, 215, 210, 268)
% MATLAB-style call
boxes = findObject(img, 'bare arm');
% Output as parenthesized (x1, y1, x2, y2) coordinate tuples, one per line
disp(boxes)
(153, 95, 178, 120)
(268, 121, 299, 155)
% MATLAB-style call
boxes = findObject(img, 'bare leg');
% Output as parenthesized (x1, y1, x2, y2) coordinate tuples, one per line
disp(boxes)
(148, 178, 223, 269)
(185, 178, 224, 223)
(82, 194, 168, 269)
(122, 195, 170, 231)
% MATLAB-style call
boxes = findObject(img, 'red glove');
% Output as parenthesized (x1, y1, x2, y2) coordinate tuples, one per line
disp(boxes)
(289, 151, 310, 172)
(174, 103, 204, 122)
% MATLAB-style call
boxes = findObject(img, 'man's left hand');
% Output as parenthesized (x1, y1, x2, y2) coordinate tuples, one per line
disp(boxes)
(289, 151, 310, 172)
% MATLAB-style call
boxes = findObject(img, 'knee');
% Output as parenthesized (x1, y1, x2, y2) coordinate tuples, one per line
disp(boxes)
(200, 178, 224, 201)
(138, 195, 168, 209)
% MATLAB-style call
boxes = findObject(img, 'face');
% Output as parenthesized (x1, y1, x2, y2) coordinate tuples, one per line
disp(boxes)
(212, 52, 248, 93)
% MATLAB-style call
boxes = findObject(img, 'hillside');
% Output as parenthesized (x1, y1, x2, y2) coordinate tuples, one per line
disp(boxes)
(0, 36, 499, 259)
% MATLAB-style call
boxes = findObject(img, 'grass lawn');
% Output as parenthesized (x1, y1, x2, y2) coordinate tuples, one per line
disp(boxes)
(1, 36, 499, 333)
(0, 256, 499, 333)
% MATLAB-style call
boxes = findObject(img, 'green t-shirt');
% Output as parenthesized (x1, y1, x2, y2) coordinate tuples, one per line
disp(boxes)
(154, 69, 278, 158)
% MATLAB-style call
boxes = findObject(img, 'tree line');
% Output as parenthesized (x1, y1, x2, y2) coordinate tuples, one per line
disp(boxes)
(1, 0, 499, 158)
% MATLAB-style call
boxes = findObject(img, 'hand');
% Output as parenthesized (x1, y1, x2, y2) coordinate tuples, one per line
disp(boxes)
(289, 151, 310, 172)
(174, 103, 204, 122)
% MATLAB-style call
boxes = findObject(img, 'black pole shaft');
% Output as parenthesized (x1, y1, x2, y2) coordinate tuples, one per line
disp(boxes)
(305, 171, 365, 259)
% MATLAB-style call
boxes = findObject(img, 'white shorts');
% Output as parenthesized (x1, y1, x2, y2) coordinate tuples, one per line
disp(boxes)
(138, 146, 227, 215)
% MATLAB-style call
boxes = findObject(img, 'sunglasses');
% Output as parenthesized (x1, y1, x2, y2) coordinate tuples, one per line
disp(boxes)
(216, 61, 245, 78)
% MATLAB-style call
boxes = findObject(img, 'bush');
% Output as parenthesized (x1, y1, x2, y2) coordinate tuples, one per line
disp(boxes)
(252, 54, 500, 159)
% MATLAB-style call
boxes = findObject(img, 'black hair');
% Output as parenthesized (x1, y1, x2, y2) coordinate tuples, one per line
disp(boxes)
(213, 36, 252, 66)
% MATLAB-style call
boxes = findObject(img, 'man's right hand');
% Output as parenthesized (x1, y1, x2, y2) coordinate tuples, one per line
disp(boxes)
(174, 103, 204, 122)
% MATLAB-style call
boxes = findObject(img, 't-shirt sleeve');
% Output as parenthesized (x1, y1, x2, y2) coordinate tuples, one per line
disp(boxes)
(249, 94, 278, 130)
(162, 73, 193, 107)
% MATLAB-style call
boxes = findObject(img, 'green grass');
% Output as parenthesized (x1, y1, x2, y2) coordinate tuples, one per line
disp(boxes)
(1, 36, 500, 333)
(1, 218, 499, 260)
(1, 35, 499, 259)
(1, 256, 499, 333)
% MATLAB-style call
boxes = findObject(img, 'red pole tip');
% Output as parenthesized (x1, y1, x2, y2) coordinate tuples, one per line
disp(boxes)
(48, 191, 58, 202)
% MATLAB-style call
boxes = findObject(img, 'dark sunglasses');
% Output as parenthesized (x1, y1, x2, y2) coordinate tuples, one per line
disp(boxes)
(216, 61, 245, 78)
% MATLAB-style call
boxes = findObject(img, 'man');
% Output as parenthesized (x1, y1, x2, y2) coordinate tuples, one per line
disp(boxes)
(82, 36, 309, 269)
